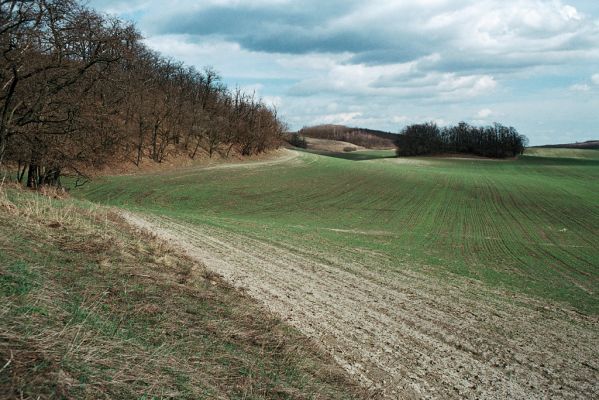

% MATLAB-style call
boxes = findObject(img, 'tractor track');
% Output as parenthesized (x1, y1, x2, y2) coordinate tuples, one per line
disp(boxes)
(121, 211, 599, 399)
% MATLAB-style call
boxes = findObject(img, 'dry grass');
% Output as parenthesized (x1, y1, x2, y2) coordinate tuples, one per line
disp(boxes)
(305, 138, 366, 152)
(0, 185, 364, 399)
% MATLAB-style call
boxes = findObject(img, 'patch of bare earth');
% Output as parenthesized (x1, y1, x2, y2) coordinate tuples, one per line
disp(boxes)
(122, 212, 599, 400)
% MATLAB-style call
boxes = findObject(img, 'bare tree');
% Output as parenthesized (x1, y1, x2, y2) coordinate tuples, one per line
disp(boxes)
(1, 0, 286, 185)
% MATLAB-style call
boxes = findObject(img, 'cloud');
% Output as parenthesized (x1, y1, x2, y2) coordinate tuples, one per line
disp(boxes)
(477, 108, 494, 118)
(316, 112, 362, 125)
(570, 83, 591, 91)
(88, 0, 599, 145)
(136, 0, 599, 72)
(289, 61, 497, 103)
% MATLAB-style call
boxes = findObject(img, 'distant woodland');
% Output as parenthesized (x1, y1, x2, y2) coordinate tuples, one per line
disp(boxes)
(0, 0, 285, 187)
(532, 140, 599, 150)
(395, 122, 528, 158)
(298, 125, 396, 149)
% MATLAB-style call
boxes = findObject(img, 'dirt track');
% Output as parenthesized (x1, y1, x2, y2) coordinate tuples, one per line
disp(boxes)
(122, 212, 599, 399)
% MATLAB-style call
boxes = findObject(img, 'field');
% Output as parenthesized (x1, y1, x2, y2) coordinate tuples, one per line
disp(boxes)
(75, 147, 599, 398)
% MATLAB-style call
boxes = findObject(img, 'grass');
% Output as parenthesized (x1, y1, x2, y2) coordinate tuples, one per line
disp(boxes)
(75, 147, 599, 315)
(0, 185, 363, 399)
(525, 147, 599, 159)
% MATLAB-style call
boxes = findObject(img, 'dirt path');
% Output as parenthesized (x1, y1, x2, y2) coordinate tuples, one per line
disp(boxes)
(121, 212, 599, 399)
(196, 148, 300, 171)
(155, 148, 301, 177)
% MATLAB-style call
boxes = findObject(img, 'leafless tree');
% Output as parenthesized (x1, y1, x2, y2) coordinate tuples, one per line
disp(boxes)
(1, 0, 285, 186)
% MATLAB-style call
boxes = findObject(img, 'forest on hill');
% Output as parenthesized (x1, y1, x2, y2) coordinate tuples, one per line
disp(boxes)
(298, 125, 396, 149)
(0, 0, 285, 187)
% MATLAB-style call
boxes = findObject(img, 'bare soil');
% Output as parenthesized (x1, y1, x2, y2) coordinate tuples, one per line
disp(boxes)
(121, 212, 599, 399)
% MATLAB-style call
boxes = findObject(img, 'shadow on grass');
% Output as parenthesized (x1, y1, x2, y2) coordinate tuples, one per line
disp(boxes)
(299, 148, 397, 161)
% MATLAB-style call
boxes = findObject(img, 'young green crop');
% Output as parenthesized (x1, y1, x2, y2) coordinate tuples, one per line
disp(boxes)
(76, 148, 599, 314)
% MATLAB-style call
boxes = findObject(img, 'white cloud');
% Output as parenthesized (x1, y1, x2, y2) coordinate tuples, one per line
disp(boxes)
(592, 73, 599, 85)
(569, 83, 591, 91)
(262, 95, 283, 107)
(316, 112, 362, 125)
(477, 108, 493, 118)
(392, 115, 409, 124)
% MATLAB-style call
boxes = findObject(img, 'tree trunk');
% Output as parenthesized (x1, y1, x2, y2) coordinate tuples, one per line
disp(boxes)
(151, 123, 159, 162)
(136, 119, 144, 166)
(190, 137, 202, 159)
(226, 143, 235, 157)
(17, 162, 27, 183)
(0, 134, 6, 167)
(26, 163, 39, 188)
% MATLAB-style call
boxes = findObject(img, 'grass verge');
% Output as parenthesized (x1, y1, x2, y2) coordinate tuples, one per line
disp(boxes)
(0, 184, 364, 399)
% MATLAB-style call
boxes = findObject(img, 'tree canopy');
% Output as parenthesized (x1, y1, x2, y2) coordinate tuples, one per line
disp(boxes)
(395, 122, 528, 158)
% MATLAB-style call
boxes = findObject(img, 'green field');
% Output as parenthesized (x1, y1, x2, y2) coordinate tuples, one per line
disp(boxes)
(76, 147, 599, 314)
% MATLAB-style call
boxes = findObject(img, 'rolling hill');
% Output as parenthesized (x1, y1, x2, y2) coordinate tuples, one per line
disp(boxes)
(73, 146, 599, 399)
(532, 140, 599, 149)
(298, 124, 397, 149)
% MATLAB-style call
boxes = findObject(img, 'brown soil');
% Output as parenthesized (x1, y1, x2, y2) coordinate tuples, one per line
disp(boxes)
(121, 212, 599, 400)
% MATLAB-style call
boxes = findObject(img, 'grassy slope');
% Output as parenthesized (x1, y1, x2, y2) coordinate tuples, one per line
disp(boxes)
(525, 147, 599, 159)
(76, 148, 599, 314)
(0, 187, 363, 399)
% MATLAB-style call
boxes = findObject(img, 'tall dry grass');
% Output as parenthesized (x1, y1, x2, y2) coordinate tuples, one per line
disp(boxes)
(0, 184, 365, 399)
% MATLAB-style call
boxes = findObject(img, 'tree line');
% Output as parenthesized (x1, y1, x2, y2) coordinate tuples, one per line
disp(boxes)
(395, 122, 528, 158)
(1, 0, 285, 187)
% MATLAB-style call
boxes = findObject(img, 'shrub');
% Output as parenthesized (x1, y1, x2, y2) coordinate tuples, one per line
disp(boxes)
(288, 133, 308, 149)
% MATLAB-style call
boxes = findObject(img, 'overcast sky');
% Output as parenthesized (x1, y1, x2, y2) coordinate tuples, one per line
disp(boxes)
(88, 0, 599, 145)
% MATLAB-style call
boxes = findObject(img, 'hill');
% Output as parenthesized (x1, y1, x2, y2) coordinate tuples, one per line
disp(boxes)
(75, 147, 599, 399)
(525, 147, 599, 159)
(298, 125, 396, 149)
(533, 140, 599, 149)
(304, 137, 366, 152)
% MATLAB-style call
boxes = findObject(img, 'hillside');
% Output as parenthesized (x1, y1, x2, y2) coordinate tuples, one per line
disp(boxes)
(1, 0, 284, 189)
(298, 125, 396, 149)
(74, 147, 599, 399)
(525, 147, 599, 159)
(0, 185, 363, 399)
(532, 140, 599, 150)
(304, 138, 366, 152)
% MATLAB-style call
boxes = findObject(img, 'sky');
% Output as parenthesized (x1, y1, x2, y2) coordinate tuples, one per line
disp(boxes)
(87, 0, 599, 145)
